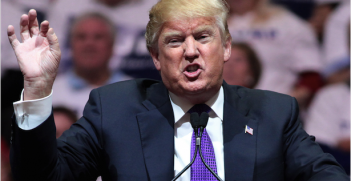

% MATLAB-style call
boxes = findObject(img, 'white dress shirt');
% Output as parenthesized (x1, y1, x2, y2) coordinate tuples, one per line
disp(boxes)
(13, 90, 53, 130)
(13, 87, 225, 180)
(170, 87, 224, 181)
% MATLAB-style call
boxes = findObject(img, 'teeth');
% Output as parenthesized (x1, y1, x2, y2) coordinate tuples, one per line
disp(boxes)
(187, 65, 199, 72)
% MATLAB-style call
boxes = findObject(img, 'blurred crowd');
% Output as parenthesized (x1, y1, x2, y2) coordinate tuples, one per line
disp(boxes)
(1, 0, 350, 180)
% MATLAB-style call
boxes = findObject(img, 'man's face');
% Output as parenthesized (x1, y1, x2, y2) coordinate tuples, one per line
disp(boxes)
(223, 46, 252, 87)
(71, 17, 113, 72)
(151, 17, 231, 101)
(54, 112, 74, 138)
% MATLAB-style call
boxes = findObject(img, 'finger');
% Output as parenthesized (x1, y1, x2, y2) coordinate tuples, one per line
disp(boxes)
(20, 14, 30, 42)
(46, 28, 61, 54)
(28, 9, 39, 36)
(39, 20, 50, 37)
(7, 25, 20, 48)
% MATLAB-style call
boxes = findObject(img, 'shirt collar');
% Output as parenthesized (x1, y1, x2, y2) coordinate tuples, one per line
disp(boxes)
(169, 86, 224, 124)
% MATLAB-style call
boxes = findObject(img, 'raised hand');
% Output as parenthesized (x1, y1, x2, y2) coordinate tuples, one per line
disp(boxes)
(7, 9, 61, 100)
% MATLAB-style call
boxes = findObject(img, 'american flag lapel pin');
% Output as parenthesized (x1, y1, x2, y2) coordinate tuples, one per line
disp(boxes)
(245, 125, 253, 135)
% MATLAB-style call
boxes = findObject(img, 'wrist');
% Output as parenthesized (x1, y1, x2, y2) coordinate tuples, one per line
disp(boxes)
(23, 78, 54, 100)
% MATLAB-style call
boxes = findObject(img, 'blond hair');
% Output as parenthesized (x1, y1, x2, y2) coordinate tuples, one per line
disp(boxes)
(145, 0, 231, 52)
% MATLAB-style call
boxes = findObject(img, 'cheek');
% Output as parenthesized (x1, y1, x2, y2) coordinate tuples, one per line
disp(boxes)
(97, 41, 110, 50)
(238, 61, 250, 73)
(72, 42, 83, 51)
(204, 50, 225, 74)
(159, 50, 183, 73)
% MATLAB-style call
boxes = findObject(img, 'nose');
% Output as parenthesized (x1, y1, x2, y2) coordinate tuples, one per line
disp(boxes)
(85, 35, 96, 45)
(183, 36, 199, 61)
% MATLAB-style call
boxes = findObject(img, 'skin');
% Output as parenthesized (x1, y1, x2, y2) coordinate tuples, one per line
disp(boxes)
(308, 4, 333, 39)
(223, 46, 252, 87)
(71, 17, 113, 86)
(337, 138, 350, 152)
(7, 9, 61, 100)
(150, 17, 231, 104)
(54, 112, 74, 138)
(99, 0, 127, 7)
(227, 0, 258, 15)
(8, 10, 230, 105)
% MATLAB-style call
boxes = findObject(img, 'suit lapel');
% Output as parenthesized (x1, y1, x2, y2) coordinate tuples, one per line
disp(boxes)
(136, 82, 174, 181)
(223, 82, 257, 181)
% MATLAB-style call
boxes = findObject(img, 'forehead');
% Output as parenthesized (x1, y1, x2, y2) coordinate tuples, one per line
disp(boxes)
(73, 17, 110, 33)
(160, 17, 218, 36)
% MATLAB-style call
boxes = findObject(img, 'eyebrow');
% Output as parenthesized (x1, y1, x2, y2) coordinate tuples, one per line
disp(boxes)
(193, 25, 216, 34)
(162, 32, 184, 39)
(161, 25, 216, 39)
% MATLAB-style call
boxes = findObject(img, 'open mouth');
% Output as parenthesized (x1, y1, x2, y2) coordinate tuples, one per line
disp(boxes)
(186, 64, 200, 73)
(184, 64, 201, 78)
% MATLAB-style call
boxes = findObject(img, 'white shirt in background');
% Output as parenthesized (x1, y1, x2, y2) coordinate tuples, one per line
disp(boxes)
(323, 0, 350, 66)
(228, 9, 322, 94)
(304, 83, 350, 147)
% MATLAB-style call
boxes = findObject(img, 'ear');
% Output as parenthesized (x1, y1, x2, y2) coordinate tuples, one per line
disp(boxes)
(223, 37, 232, 63)
(150, 48, 161, 71)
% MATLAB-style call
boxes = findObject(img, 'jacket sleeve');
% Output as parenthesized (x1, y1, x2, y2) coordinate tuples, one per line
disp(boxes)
(283, 97, 349, 180)
(10, 88, 104, 181)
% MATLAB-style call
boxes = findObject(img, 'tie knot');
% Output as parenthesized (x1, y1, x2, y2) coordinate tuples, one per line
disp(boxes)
(188, 104, 211, 114)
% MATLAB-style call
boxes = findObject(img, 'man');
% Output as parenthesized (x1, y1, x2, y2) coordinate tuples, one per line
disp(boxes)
(7, 0, 348, 181)
(52, 13, 130, 117)
(48, 0, 160, 79)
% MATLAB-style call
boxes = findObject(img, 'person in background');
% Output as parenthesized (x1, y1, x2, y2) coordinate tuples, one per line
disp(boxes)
(305, 21, 351, 174)
(304, 65, 350, 174)
(323, 18, 350, 85)
(223, 42, 261, 89)
(53, 107, 77, 138)
(226, 0, 323, 110)
(323, 0, 350, 67)
(323, 56, 350, 84)
(1, 137, 13, 181)
(308, 0, 341, 44)
(52, 13, 131, 117)
(48, 0, 160, 79)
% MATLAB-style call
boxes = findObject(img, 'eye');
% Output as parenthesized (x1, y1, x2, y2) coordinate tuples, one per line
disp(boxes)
(199, 35, 208, 39)
(169, 39, 180, 43)
(166, 37, 183, 47)
(196, 34, 210, 42)
(75, 34, 86, 41)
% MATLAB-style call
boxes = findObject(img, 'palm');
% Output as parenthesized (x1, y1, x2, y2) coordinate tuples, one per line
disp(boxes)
(7, 9, 61, 100)
(15, 34, 60, 80)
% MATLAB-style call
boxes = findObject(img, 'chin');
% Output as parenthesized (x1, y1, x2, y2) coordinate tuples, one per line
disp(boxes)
(182, 81, 208, 95)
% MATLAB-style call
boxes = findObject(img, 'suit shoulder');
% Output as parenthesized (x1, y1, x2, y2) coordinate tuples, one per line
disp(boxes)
(94, 78, 161, 101)
(231, 85, 296, 110)
(227, 85, 299, 123)
(246, 88, 293, 102)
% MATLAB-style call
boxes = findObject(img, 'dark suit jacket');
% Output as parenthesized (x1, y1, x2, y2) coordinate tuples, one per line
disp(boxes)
(10, 79, 348, 181)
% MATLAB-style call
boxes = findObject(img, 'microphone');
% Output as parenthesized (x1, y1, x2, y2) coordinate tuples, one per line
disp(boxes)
(198, 112, 223, 181)
(198, 112, 209, 137)
(172, 112, 200, 181)
(190, 112, 200, 135)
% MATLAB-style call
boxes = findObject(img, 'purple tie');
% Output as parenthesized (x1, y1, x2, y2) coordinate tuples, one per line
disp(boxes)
(189, 104, 218, 181)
